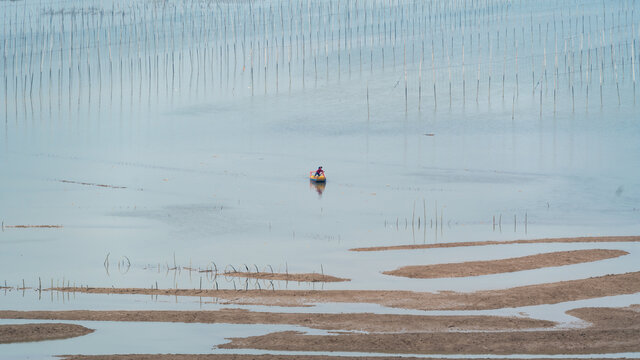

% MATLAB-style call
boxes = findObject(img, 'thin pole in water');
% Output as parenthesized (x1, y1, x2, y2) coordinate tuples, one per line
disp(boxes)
(366, 84, 370, 122)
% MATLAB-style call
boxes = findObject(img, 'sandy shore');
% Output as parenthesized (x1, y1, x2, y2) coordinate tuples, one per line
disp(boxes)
(0, 309, 553, 333)
(219, 306, 640, 354)
(50, 271, 640, 310)
(383, 249, 628, 278)
(223, 272, 349, 282)
(0, 323, 93, 344)
(350, 235, 640, 252)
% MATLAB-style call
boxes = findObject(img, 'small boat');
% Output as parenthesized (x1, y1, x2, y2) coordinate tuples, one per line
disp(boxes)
(309, 171, 326, 182)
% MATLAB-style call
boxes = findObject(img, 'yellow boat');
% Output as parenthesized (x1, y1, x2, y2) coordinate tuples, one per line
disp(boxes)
(309, 171, 326, 182)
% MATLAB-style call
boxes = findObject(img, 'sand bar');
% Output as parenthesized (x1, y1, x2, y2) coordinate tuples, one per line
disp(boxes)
(49, 272, 640, 310)
(350, 235, 640, 252)
(383, 249, 628, 278)
(222, 272, 349, 283)
(0, 309, 553, 332)
(219, 307, 640, 355)
(220, 328, 639, 354)
(0, 323, 93, 344)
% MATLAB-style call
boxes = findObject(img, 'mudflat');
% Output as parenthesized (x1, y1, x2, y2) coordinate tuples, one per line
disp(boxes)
(218, 306, 640, 354)
(0, 323, 93, 344)
(7, 307, 637, 356)
(0, 309, 554, 332)
(50, 271, 640, 310)
(350, 235, 640, 252)
(222, 272, 349, 282)
(383, 249, 628, 278)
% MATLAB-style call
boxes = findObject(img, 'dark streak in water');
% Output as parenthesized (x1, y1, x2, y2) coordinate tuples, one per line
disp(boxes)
(58, 179, 127, 189)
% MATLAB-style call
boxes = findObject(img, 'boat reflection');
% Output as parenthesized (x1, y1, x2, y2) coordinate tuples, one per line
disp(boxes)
(310, 181, 326, 197)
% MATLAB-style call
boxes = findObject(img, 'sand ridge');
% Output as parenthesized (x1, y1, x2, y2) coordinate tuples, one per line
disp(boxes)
(383, 249, 628, 278)
(0, 323, 93, 344)
(0, 309, 554, 333)
(218, 307, 640, 355)
(49, 271, 640, 310)
(222, 272, 349, 282)
(219, 328, 640, 354)
(350, 235, 640, 252)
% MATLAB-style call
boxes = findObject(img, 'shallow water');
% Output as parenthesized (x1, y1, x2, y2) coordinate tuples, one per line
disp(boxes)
(1, 287, 639, 327)
(1, 316, 639, 359)
(0, 318, 332, 359)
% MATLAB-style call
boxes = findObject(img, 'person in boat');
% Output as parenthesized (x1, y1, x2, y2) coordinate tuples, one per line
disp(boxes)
(314, 166, 325, 176)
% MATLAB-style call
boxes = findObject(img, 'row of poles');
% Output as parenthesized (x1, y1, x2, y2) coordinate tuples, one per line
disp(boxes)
(1, 0, 639, 121)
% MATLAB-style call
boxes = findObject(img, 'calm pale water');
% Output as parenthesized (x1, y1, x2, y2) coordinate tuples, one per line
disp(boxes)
(1, 0, 639, 357)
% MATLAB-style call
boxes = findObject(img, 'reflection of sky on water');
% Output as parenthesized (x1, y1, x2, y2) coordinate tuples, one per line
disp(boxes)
(0, 319, 329, 359)
(2, 283, 640, 357)
(1, 90, 639, 290)
(1, 293, 640, 358)
(0, 0, 639, 346)
(1, 286, 639, 326)
(1, 1, 639, 359)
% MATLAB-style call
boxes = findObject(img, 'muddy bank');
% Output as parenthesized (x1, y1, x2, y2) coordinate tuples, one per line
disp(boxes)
(223, 272, 349, 283)
(350, 235, 640, 252)
(384, 249, 628, 279)
(219, 307, 640, 355)
(50, 271, 640, 310)
(567, 305, 640, 329)
(0, 309, 553, 333)
(220, 328, 640, 354)
(0, 323, 93, 344)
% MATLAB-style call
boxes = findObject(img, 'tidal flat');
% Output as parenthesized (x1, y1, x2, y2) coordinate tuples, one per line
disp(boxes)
(1, 0, 639, 358)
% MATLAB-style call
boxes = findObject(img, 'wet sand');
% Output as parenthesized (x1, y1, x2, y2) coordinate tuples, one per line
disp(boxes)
(50, 271, 640, 310)
(567, 305, 640, 328)
(219, 306, 640, 354)
(0, 309, 554, 333)
(0, 323, 93, 344)
(222, 272, 349, 283)
(220, 328, 640, 354)
(383, 249, 628, 278)
(350, 235, 640, 252)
